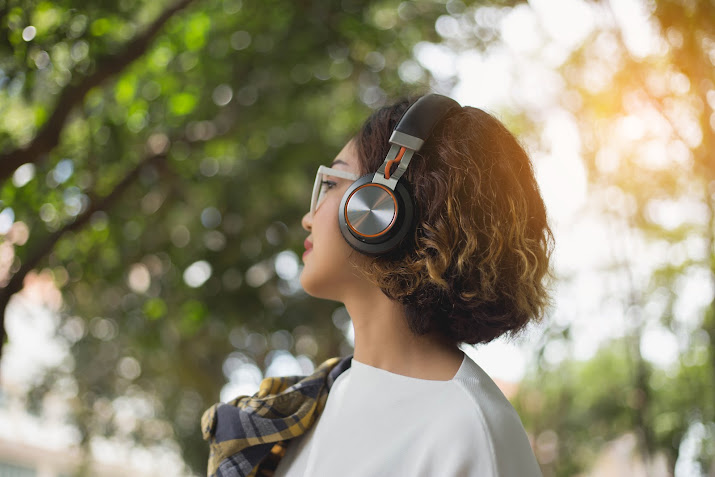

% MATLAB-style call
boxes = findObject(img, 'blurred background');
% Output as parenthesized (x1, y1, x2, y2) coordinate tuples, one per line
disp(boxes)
(0, 0, 713, 475)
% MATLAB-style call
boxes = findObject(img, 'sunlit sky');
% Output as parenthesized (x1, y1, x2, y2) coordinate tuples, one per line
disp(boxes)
(1, 0, 712, 469)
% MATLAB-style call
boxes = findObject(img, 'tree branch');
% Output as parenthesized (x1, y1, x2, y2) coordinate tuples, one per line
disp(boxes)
(0, 100, 245, 359)
(0, 0, 196, 184)
(0, 152, 166, 359)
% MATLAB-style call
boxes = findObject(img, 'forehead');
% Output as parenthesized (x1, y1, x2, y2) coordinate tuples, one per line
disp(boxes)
(329, 140, 359, 172)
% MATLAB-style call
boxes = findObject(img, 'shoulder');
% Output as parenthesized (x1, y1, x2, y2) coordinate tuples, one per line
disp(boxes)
(429, 357, 518, 450)
(434, 354, 542, 476)
(451, 355, 524, 428)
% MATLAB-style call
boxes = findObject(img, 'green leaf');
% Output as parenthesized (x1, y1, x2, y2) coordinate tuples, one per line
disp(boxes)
(143, 297, 168, 320)
(169, 92, 198, 116)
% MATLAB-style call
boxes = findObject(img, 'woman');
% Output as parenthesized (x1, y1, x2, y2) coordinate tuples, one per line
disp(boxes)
(202, 94, 552, 477)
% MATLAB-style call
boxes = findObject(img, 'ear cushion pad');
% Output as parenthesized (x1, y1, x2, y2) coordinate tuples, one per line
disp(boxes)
(338, 174, 415, 256)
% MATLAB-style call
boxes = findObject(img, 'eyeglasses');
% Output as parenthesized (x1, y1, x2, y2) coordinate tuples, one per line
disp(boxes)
(310, 165, 359, 217)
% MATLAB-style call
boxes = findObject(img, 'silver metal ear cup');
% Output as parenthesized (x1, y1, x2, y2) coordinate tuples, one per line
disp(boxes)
(339, 175, 415, 256)
(345, 184, 397, 237)
(337, 94, 459, 256)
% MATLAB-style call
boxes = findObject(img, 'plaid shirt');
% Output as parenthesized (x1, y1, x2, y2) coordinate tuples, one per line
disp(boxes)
(201, 355, 353, 477)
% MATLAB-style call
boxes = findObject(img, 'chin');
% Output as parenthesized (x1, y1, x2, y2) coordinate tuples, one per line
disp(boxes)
(299, 267, 323, 298)
(299, 267, 341, 301)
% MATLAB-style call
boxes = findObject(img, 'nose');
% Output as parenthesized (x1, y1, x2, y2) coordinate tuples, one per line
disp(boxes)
(301, 211, 312, 232)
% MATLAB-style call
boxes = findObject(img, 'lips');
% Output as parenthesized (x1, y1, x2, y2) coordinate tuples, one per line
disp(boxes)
(303, 238, 313, 256)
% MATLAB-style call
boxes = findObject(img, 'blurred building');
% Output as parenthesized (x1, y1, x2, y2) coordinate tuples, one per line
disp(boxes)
(0, 435, 155, 477)
(0, 380, 170, 477)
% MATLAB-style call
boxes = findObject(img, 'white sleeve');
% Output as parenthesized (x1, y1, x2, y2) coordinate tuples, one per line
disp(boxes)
(447, 380, 543, 477)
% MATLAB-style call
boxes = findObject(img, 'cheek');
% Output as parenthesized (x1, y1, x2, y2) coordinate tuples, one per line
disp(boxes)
(315, 189, 346, 238)
(305, 194, 354, 267)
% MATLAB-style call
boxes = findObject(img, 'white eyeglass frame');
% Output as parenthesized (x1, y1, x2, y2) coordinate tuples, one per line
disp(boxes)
(310, 165, 360, 217)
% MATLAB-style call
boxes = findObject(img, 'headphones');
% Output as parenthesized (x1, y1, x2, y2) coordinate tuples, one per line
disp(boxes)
(338, 94, 461, 256)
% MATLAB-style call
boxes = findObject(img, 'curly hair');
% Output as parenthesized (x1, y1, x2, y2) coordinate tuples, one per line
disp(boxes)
(353, 98, 554, 345)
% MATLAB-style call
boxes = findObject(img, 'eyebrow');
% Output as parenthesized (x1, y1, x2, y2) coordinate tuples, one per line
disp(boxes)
(330, 159, 348, 167)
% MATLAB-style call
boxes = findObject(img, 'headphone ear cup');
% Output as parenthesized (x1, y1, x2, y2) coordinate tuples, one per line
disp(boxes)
(339, 175, 415, 256)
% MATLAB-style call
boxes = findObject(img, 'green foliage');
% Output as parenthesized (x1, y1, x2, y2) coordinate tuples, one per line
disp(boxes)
(512, 0, 715, 474)
(0, 0, 508, 473)
(515, 342, 633, 475)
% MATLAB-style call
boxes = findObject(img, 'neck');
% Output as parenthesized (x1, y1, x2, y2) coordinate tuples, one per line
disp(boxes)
(341, 285, 464, 381)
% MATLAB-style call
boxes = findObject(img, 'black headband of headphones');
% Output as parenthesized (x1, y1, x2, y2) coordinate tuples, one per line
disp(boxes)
(375, 94, 462, 185)
(392, 94, 461, 151)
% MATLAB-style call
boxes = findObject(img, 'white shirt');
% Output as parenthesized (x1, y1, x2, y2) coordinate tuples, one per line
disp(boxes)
(274, 351, 542, 477)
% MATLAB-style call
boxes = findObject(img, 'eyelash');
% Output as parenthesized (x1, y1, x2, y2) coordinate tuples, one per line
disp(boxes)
(321, 180, 337, 190)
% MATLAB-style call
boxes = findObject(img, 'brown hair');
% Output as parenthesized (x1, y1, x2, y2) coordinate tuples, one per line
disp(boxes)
(354, 97, 553, 345)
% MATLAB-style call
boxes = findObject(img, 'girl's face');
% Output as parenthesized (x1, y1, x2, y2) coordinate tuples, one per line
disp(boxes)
(300, 140, 368, 300)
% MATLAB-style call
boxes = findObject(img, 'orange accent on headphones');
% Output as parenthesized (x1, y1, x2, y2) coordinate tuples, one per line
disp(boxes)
(384, 147, 406, 180)
(345, 183, 398, 238)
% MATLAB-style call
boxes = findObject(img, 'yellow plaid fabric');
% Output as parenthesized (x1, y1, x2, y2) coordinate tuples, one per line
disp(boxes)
(201, 355, 352, 477)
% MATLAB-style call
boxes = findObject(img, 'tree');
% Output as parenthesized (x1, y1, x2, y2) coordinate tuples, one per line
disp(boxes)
(1, 0, 518, 473)
(508, 0, 715, 474)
